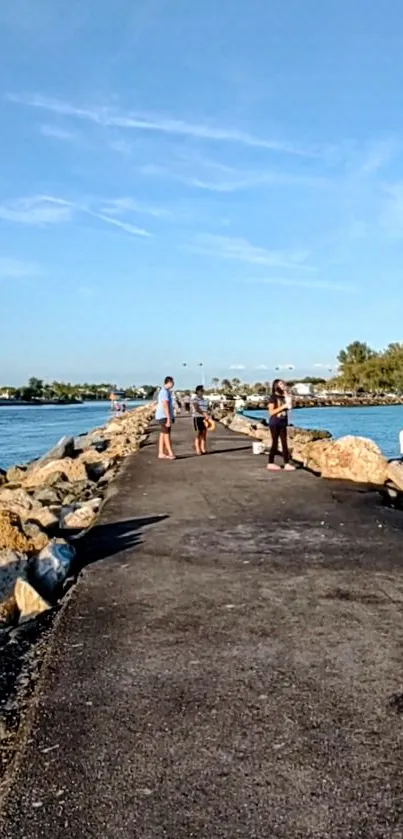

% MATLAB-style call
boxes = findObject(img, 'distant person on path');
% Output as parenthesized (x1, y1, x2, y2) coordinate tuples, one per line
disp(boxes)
(155, 376, 176, 460)
(183, 394, 191, 414)
(267, 379, 295, 472)
(192, 385, 209, 455)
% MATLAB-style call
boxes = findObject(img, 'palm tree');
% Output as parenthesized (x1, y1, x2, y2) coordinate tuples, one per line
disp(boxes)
(211, 377, 220, 390)
(221, 378, 233, 391)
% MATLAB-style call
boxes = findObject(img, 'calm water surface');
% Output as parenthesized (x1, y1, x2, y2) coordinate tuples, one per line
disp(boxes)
(1, 402, 402, 469)
(244, 405, 403, 460)
(0, 401, 146, 468)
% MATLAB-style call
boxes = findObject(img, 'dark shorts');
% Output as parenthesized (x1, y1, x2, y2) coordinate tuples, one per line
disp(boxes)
(158, 419, 173, 433)
(193, 417, 205, 433)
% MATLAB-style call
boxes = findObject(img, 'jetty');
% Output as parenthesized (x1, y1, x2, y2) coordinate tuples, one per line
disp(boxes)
(2, 417, 403, 837)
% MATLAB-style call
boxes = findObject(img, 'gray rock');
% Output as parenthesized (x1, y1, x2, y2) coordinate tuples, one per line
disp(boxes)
(26, 436, 75, 473)
(32, 487, 61, 506)
(26, 506, 59, 531)
(20, 521, 47, 542)
(60, 500, 99, 532)
(85, 459, 110, 482)
(97, 467, 116, 486)
(74, 433, 107, 454)
(41, 471, 69, 488)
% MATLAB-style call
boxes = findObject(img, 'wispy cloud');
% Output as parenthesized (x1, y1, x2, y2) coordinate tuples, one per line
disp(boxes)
(192, 234, 313, 271)
(0, 196, 73, 225)
(0, 257, 39, 279)
(40, 124, 77, 141)
(100, 197, 171, 219)
(87, 210, 151, 237)
(229, 364, 246, 371)
(7, 93, 318, 157)
(356, 138, 398, 176)
(0, 195, 151, 237)
(139, 158, 330, 193)
(255, 364, 269, 371)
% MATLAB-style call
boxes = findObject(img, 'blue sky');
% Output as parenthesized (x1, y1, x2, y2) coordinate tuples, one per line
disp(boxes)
(1, 0, 403, 386)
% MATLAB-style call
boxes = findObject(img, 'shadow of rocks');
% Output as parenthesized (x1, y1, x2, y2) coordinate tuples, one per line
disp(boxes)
(75, 515, 169, 570)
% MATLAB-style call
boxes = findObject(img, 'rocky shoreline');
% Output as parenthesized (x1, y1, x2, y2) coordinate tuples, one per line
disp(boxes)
(1, 405, 403, 787)
(241, 395, 403, 411)
(216, 410, 403, 497)
(0, 402, 155, 785)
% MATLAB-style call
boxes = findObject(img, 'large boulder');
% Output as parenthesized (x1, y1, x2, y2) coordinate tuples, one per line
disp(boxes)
(0, 488, 57, 530)
(60, 500, 100, 532)
(32, 486, 62, 506)
(387, 460, 403, 491)
(26, 435, 75, 473)
(23, 457, 87, 488)
(29, 540, 76, 600)
(77, 450, 112, 481)
(14, 578, 50, 622)
(26, 506, 59, 531)
(295, 436, 388, 485)
(0, 510, 48, 555)
(74, 432, 107, 454)
(0, 487, 34, 511)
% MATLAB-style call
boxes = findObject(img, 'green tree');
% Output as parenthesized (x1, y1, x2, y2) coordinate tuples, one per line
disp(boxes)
(221, 378, 233, 391)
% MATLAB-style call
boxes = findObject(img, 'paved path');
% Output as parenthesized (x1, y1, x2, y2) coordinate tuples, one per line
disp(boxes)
(2, 418, 403, 838)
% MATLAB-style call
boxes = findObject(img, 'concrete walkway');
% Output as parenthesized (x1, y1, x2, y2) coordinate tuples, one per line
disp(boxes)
(2, 418, 403, 838)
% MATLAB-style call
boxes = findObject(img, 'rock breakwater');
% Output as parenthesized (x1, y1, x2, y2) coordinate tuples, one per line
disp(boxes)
(217, 410, 403, 492)
(0, 402, 154, 782)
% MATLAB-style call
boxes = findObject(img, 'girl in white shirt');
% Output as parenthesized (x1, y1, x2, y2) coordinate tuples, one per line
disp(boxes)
(191, 385, 209, 455)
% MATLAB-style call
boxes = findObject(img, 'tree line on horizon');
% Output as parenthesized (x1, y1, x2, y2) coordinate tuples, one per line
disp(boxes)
(3, 345, 400, 402)
(0, 378, 157, 402)
(330, 341, 403, 394)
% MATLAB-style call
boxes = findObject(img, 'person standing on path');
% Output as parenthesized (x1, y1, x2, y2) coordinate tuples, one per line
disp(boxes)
(155, 376, 176, 460)
(192, 385, 209, 455)
(267, 379, 295, 472)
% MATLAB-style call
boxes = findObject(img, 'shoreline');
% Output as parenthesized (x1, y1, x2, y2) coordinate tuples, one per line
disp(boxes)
(242, 397, 403, 411)
(1, 406, 403, 792)
(0, 401, 155, 785)
(3, 416, 403, 834)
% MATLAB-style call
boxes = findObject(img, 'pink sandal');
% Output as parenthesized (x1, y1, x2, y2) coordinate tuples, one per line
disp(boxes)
(267, 463, 281, 471)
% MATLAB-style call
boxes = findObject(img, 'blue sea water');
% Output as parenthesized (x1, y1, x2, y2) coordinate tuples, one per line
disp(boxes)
(244, 405, 403, 460)
(1, 402, 402, 469)
(0, 401, 147, 469)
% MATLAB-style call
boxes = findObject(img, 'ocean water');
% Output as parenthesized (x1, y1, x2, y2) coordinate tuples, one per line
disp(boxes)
(244, 405, 403, 460)
(0, 401, 147, 469)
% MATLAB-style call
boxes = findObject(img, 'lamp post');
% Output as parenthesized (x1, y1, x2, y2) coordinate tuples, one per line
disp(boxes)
(197, 362, 205, 387)
(181, 362, 205, 388)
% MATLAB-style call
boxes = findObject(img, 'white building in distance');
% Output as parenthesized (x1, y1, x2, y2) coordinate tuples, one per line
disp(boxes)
(292, 382, 315, 396)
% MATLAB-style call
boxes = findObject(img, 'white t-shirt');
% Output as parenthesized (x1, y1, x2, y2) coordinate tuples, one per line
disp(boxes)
(191, 394, 208, 416)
